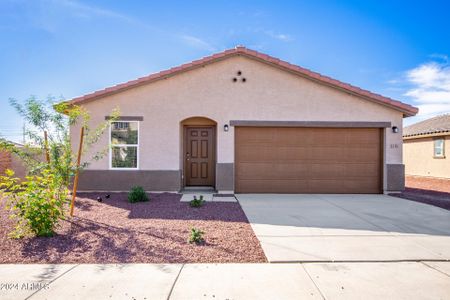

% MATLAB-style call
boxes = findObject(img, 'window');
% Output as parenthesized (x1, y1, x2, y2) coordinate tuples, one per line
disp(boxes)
(113, 122, 129, 130)
(110, 121, 139, 169)
(434, 138, 445, 158)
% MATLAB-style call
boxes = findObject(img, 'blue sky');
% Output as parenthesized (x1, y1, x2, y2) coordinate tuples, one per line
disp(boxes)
(1, 0, 450, 142)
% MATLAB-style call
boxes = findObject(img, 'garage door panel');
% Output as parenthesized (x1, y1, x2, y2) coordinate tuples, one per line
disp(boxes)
(240, 146, 380, 163)
(344, 128, 380, 144)
(308, 179, 380, 194)
(236, 127, 274, 143)
(308, 180, 350, 193)
(237, 146, 310, 162)
(309, 163, 345, 178)
(236, 162, 310, 179)
(345, 148, 380, 162)
(342, 179, 380, 193)
(235, 127, 382, 194)
(310, 129, 348, 145)
(274, 128, 313, 146)
(308, 147, 377, 162)
(309, 147, 347, 161)
(344, 163, 380, 177)
(236, 179, 309, 194)
(308, 163, 379, 178)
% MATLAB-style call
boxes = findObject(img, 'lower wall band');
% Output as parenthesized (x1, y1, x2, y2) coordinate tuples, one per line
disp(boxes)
(216, 163, 234, 191)
(386, 164, 405, 191)
(78, 170, 181, 191)
(78, 163, 400, 193)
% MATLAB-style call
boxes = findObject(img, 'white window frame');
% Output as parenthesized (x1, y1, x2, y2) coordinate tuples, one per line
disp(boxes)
(109, 120, 139, 170)
(433, 138, 445, 158)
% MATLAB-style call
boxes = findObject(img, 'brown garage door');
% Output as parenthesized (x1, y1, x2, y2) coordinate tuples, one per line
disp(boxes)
(235, 127, 382, 194)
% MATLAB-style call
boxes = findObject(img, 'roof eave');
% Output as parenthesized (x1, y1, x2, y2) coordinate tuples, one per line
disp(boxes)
(403, 131, 450, 140)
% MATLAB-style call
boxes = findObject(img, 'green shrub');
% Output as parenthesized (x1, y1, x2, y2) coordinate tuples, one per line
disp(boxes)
(0, 97, 118, 239)
(189, 195, 204, 208)
(188, 227, 205, 244)
(128, 186, 149, 203)
(0, 169, 68, 238)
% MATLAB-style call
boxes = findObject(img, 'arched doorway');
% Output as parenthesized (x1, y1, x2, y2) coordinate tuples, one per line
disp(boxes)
(180, 117, 217, 189)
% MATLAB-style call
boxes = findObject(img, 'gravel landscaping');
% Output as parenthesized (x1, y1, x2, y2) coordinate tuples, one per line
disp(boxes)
(406, 176, 450, 193)
(390, 188, 450, 211)
(0, 193, 266, 263)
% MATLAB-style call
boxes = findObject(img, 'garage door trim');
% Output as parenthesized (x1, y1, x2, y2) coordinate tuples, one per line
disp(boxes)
(230, 120, 391, 128)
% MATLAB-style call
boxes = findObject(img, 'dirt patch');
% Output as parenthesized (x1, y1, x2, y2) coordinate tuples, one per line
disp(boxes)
(390, 188, 450, 211)
(0, 193, 267, 263)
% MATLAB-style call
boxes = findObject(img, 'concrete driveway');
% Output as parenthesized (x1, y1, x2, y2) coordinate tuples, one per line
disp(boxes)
(237, 194, 450, 262)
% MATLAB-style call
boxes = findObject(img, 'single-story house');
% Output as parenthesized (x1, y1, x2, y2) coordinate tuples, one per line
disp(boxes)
(403, 114, 450, 189)
(67, 46, 418, 194)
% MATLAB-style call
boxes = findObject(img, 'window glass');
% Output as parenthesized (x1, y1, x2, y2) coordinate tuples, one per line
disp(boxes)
(110, 121, 138, 168)
(111, 122, 138, 145)
(111, 146, 138, 168)
(434, 139, 444, 157)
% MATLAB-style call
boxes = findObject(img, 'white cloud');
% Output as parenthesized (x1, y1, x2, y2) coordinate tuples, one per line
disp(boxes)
(49, 0, 133, 21)
(402, 61, 450, 120)
(181, 35, 216, 52)
(429, 53, 448, 62)
(40, 0, 159, 32)
(264, 30, 293, 42)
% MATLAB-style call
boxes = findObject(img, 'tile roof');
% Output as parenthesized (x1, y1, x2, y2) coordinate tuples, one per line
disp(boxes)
(403, 114, 450, 137)
(67, 46, 418, 117)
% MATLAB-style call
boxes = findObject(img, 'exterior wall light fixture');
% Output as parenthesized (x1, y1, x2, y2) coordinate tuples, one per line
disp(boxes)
(224, 124, 229, 132)
(392, 126, 399, 133)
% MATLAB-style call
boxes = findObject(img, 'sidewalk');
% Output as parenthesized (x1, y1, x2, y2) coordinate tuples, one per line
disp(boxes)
(0, 262, 449, 300)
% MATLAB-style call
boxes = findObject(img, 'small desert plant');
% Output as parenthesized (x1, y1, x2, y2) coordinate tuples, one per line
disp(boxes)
(0, 169, 68, 238)
(188, 227, 205, 244)
(128, 186, 149, 203)
(189, 195, 205, 207)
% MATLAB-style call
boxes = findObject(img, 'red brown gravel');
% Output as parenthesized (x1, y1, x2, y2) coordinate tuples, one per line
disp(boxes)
(0, 193, 267, 263)
(406, 175, 450, 193)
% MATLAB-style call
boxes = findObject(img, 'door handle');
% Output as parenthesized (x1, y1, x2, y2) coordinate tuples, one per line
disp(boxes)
(186, 152, 190, 161)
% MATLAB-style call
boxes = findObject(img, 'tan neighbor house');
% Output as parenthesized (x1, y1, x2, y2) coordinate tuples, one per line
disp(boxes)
(403, 114, 450, 187)
(0, 142, 28, 179)
(67, 46, 418, 194)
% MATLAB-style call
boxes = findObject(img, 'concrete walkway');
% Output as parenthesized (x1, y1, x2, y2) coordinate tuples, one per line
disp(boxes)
(237, 194, 450, 262)
(1, 262, 449, 300)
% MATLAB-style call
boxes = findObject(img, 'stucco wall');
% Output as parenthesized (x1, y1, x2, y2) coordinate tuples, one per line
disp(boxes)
(70, 55, 405, 190)
(404, 135, 450, 179)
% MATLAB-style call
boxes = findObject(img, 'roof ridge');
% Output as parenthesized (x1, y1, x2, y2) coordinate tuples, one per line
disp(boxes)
(403, 113, 450, 137)
(405, 113, 450, 128)
(67, 46, 418, 117)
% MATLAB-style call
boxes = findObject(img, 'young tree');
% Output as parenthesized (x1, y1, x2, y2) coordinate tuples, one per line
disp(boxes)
(0, 96, 117, 238)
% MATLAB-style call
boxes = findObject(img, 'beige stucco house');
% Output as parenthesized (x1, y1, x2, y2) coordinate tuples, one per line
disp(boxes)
(403, 114, 450, 182)
(67, 46, 418, 194)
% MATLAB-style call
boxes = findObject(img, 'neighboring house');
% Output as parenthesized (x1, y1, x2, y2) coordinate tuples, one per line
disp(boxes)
(0, 142, 27, 178)
(403, 114, 450, 189)
(67, 46, 418, 194)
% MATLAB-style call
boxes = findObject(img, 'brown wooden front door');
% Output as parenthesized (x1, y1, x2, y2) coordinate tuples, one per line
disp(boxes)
(185, 127, 215, 186)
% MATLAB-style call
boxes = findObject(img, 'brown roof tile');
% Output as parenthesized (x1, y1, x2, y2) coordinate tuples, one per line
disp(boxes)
(403, 114, 450, 137)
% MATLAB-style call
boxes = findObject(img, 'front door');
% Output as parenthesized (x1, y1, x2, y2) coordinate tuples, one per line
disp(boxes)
(185, 126, 215, 186)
